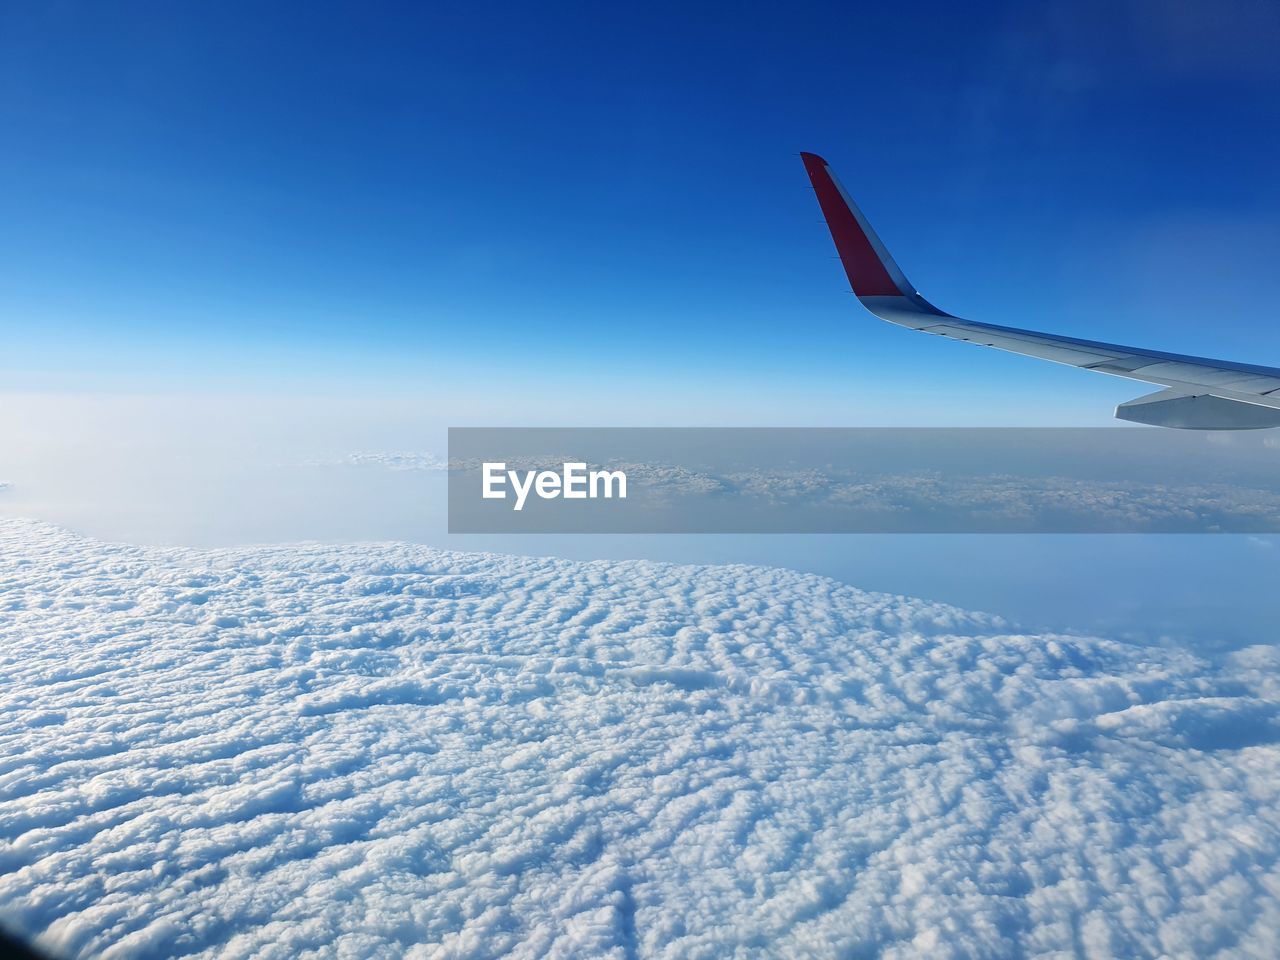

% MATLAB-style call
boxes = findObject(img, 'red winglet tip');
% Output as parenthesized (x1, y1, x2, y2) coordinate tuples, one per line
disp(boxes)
(800, 153, 903, 298)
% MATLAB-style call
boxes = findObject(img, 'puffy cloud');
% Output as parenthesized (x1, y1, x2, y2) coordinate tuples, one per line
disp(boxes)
(0, 519, 1277, 958)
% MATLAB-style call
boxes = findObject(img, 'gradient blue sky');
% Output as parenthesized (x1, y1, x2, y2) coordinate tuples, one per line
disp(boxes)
(3, 0, 1280, 421)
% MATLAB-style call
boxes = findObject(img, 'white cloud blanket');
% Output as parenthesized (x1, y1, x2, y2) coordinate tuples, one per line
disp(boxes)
(0, 519, 1277, 958)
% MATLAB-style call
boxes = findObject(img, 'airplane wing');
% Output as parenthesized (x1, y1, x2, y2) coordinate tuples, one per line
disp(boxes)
(801, 152, 1280, 429)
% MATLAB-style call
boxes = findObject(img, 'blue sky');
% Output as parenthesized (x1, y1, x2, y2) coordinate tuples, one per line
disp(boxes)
(3, 0, 1280, 420)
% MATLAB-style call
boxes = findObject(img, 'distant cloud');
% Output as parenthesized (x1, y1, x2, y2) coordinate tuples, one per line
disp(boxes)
(473, 459, 1280, 532)
(0, 519, 1277, 958)
(303, 451, 447, 471)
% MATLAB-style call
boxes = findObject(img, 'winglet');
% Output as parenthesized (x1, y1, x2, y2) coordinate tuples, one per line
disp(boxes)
(801, 152, 914, 299)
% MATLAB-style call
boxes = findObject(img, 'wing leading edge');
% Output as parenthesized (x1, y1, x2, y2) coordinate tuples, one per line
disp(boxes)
(800, 152, 1280, 429)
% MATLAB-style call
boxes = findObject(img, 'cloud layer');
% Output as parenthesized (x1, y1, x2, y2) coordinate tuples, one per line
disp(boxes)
(0, 519, 1278, 958)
